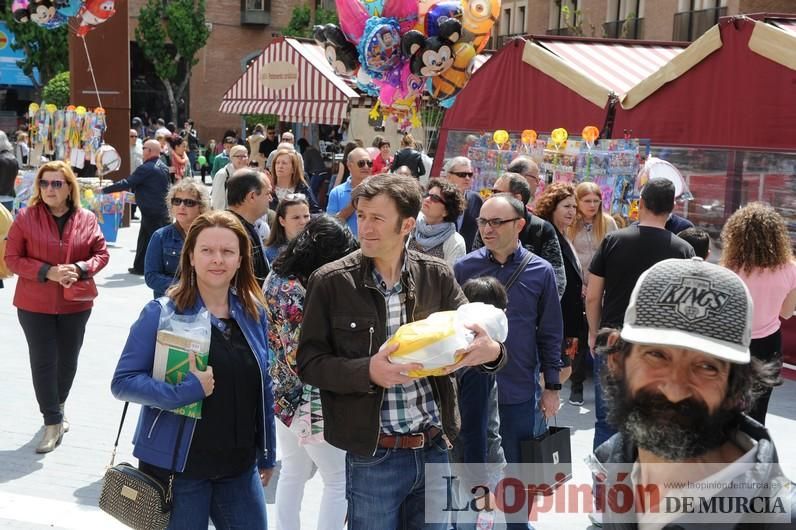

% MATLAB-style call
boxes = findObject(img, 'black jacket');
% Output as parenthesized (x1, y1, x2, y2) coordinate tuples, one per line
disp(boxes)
(390, 147, 425, 177)
(458, 190, 483, 253)
(555, 227, 585, 338)
(297, 250, 506, 456)
(268, 180, 322, 214)
(103, 158, 170, 218)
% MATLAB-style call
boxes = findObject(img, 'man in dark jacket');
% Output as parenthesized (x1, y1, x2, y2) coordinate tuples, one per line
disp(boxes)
(226, 169, 271, 286)
(443, 155, 482, 253)
(297, 174, 506, 529)
(103, 139, 170, 275)
(390, 133, 425, 178)
(589, 257, 793, 528)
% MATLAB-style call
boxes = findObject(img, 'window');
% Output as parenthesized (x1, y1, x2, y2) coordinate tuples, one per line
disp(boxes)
(502, 8, 512, 36)
(548, 0, 578, 35)
(518, 6, 526, 34)
(605, 0, 644, 38)
(246, 0, 265, 10)
(673, 0, 727, 41)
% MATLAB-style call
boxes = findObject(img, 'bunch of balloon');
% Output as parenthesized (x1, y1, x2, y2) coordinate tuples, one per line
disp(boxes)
(581, 125, 600, 180)
(12, 0, 116, 35)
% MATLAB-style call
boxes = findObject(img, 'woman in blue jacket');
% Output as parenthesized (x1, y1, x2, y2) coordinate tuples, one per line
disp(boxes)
(144, 178, 209, 298)
(112, 210, 276, 529)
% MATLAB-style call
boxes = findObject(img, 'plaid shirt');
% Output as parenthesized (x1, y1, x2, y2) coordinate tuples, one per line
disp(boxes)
(373, 265, 441, 435)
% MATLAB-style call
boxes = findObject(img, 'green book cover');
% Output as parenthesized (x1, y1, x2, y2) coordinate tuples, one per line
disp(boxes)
(154, 330, 210, 419)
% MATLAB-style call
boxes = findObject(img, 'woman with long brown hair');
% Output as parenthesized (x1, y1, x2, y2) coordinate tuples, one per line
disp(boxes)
(112, 210, 276, 528)
(721, 202, 796, 425)
(270, 148, 321, 213)
(6, 160, 109, 453)
(568, 182, 618, 286)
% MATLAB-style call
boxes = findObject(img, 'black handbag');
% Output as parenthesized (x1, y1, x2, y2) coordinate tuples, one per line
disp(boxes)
(99, 403, 184, 529)
(520, 419, 573, 497)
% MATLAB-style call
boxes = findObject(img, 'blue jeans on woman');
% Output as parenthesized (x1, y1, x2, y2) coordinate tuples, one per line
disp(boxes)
(167, 465, 267, 530)
(592, 353, 617, 450)
(346, 433, 451, 530)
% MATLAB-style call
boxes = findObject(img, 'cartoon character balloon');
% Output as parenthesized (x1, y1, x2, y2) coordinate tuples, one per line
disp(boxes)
(313, 24, 360, 76)
(28, 0, 67, 28)
(75, 0, 117, 37)
(401, 17, 461, 77)
(429, 41, 476, 100)
(359, 18, 403, 79)
(12, 0, 31, 22)
(461, 0, 501, 53)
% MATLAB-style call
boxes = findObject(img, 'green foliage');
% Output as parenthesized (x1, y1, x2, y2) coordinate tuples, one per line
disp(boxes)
(0, 10, 68, 89)
(284, 4, 338, 38)
(244, 114, 279, 131)
(135, 0, 210, 120)
(42, 71, 70, 107)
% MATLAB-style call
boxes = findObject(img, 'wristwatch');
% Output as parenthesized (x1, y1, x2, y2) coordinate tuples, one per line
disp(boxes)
(545, 382, 562, 391)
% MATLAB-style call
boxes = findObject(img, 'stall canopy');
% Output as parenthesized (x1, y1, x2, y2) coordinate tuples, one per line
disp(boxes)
(220, 37, 360, 125)
(615, 16, 796, 150)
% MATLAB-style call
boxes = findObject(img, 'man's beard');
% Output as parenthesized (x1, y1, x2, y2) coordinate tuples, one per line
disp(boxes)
(603, 368, 743, 460)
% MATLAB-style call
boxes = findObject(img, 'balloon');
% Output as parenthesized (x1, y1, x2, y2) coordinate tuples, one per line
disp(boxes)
(462, 0, 501, 53)
(75, 105, 87, 115)
(29, 0, 67, 29)
(381, 0, 420, 35)
(493, 130, 509, 147)
(45, 103, 57, 113)
(197, 155, 207, 167)
(12, 0, 30, 22)
(638, 157, 690, 199)
(582, 125, 599, 146)
(376, 62, 422, 106)
(401, 21, 460, 78)
(28, 102, 39, 114)
(335, 0, 370, 44)
(551, 127, 568, 147)
(56, 0, 82, 17)
(424, 1, 463, 37)
(358, 18, 403, 79)
(356, 68, 380, 96)
(362, 0, 384, 17)
(95, 145, 121, 176)
(521, 129, 537, 145)
(429, 41, 476, 100)
(314, 24, 360, 76)
(75, 0, 117, 37)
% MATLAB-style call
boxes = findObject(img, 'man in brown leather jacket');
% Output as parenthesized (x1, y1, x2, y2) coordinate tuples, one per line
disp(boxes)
(297, 174, 506, 529)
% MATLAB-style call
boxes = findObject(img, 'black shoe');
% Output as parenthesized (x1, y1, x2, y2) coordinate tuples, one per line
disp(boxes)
(131, 215, 139, 220)
(128, 268, 144, 275)
(569, 388, 584, 406)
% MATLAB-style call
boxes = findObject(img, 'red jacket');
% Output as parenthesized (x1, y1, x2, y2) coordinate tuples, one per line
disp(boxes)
(5, 203, 109, 314)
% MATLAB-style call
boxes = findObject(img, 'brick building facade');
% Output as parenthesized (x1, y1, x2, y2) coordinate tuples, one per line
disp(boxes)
(128, 0, 305, 145)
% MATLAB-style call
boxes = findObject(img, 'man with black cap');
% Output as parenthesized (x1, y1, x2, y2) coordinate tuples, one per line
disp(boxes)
(589, 257, 793, 528)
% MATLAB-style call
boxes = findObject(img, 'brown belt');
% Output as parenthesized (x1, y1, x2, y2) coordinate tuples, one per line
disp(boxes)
(377, 427, 443, 450)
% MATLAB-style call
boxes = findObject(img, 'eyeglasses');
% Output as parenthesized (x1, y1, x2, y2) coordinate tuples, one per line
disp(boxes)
(232, 154, 249, 159)
(171, 197, 200, 207)
(39, 179, 65, 189)
(424, 192, 447, 207)
(283, 193, 307, 201)
(450, 171, 474, 179)
(355, 159, 373, 168)
(476, 217, 521, 228)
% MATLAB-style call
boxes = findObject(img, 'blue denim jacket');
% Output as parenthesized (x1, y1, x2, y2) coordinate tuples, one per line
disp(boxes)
(144, 223, 183, 299)
(111, 293, 276, 471)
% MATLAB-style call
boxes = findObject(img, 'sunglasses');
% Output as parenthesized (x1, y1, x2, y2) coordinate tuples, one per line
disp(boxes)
(524, 173, 540, 182)
(39, 179, 65, 189)
(355, 159, 373, 168)
(476, 217, 521, 228)
(283, 193, 307, 201)
(171, 197, 200, 207)
(490, 188, 507, 195)
(450, 171, 474, 179)
(424, 192, 447, 207)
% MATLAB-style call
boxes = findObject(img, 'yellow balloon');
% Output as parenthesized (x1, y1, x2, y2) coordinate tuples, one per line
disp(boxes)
(45, 103, 57, 114)
(493, 129, 509, 147)
(551, 128, 568, 145)
(29, 103, 40, 114)
(75, 106, 87, 115)
(84, 189, 95, 200)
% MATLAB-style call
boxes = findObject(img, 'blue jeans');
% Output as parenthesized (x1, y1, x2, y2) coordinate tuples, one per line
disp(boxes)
(167, 465, 267, 530)
(592, 353, 617, 450)
(346, 434, 451, 530)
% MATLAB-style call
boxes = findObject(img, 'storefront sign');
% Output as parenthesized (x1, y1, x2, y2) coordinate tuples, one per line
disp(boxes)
(260, 61, 298, 91)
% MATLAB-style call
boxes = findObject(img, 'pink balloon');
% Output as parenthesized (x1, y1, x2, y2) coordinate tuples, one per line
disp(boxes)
(335, 0, 370, 44)
(382, 0, 419, 34)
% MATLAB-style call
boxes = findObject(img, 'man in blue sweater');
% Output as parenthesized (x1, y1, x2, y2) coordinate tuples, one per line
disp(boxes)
(454, 193, 563, 476)
(103, 139, 170, 275)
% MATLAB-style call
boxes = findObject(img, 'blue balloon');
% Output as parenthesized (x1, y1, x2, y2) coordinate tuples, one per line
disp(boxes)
(361, 0, 384, 17)
(57, 0, 82, 17)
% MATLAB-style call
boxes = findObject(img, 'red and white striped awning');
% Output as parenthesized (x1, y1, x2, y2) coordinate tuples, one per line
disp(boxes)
(537, 39, 685, 96)
(219, 37, 360, 124)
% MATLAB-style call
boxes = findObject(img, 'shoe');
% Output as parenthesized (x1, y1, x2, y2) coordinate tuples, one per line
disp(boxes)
(36, 424, 64, 453)
(60, 403, 69, 433)
(128, 268, 144, 275)
(569, 389, 584, 406)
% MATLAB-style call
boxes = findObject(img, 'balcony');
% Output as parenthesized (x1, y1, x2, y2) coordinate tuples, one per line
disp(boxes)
(545, 27, 576, 36)
(603, 18, 644, 39)
(241, 0, 270, 25)
(673, 7, 726, 41)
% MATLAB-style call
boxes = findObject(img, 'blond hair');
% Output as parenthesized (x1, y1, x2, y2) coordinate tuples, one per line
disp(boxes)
(568, 181, 613, 244)
(166, 178, 210, 216)
(29, 161, 81, 209)
(272, 148, 306, 187)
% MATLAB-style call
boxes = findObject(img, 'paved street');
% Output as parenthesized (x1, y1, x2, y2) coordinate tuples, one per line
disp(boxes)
(1, 220, 794, 529)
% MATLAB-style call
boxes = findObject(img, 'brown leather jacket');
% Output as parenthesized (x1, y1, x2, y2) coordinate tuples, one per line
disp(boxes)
(297, 249, 506, 456)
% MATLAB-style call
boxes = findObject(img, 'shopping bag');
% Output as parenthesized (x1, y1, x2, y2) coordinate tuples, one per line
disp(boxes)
(520, 425, 572, 496)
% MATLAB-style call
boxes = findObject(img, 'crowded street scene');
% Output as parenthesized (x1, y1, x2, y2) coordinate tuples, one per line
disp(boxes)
(0, 0, 795, 528)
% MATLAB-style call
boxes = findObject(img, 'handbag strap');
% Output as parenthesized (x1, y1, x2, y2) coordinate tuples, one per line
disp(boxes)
(503, 251, 533, 292)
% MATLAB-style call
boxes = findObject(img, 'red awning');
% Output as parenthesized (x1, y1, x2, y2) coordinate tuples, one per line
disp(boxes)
(219, 37, 360, 124)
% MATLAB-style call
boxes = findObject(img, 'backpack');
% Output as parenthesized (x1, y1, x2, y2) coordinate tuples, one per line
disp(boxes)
(0, 203, 14, 279)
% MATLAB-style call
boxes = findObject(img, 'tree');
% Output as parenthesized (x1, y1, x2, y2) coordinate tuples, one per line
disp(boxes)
(135, 0, 210, 122)
(42, 71, 70, 107)
(284, 4, 338, 38)
(0, 13, 68, 94)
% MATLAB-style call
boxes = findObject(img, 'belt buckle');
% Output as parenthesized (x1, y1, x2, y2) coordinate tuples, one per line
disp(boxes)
(406, 433, 425, 450)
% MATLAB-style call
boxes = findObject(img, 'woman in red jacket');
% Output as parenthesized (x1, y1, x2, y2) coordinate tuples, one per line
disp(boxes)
(5, 160, 109, 453)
